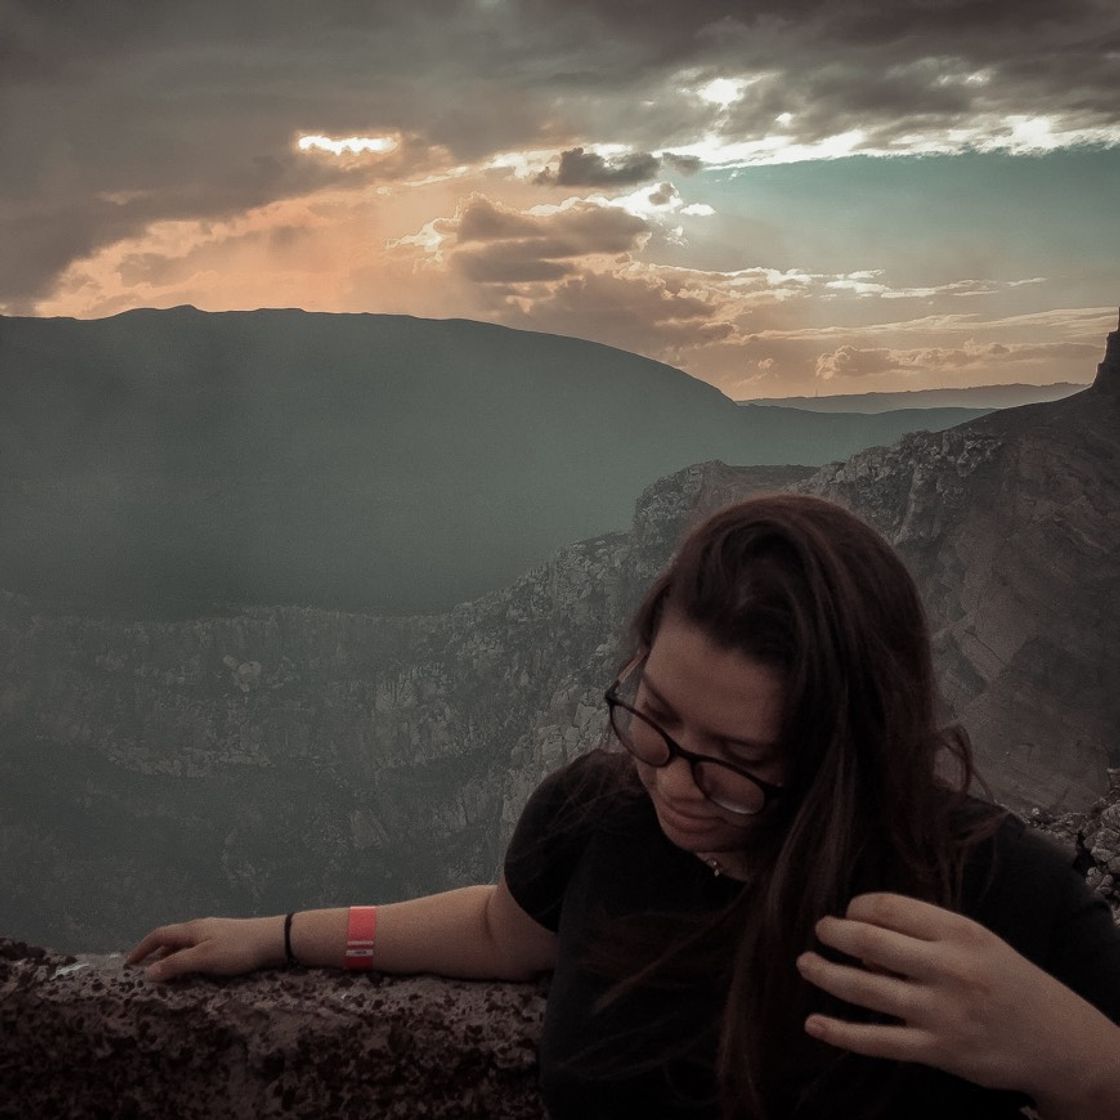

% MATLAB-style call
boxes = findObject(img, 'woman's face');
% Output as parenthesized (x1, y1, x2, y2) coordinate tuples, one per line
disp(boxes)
(631, 611, 786, 859)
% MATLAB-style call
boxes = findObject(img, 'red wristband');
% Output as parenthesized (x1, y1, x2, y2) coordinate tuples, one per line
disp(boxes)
(345, 905, 378, 970)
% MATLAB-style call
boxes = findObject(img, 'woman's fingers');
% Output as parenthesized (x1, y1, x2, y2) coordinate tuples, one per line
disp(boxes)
(805, 1014, 937, 1064)
(125, 916, 271, 982)
(845, 893, 973, 941)
(126, 923, 199, 968)
(797, 952, 925, 1019)
(145, 943, 207, 981)
(797, 893, 1120, 1098)
(814, 914, 940, 981)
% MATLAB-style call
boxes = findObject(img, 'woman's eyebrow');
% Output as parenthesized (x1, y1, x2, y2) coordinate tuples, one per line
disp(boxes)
(641, 674, 778, 754)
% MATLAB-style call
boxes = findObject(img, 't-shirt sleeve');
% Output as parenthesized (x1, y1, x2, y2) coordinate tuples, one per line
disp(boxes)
(502, 752, 601, 933)
(1045, 862, 1120, 1025)
(970, 818, 1120, 1026)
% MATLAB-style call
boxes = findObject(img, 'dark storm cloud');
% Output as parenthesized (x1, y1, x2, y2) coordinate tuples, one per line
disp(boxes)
(1, 0, 536, 307)
(457, 201, 544, 243)
(544, 0, 1120, 153)
(661, 153, 704, 175)
(0, 149, 379, 307)
(4, 0, 1120, 308)
(539, 0, 1118, 61)
(444, 195, 651, 284)
(535, 147, 662, 186)
(455, 196, 650, 256)
(533, 147, 706, 186)
(645, 182, 680, 207)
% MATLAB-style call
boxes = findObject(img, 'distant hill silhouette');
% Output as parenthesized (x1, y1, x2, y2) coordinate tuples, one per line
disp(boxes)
(0, 307, 988, 614)
(738, 383, 1086, 413)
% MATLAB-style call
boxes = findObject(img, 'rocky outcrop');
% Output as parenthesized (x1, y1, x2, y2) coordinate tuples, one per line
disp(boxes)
(1027, 768, 1120, 921)
(794, 320, 1120, 813)
(3, 777, 1116, 1120)
(0, 938, 549, 1119)
(1095, 308, 1120, 396)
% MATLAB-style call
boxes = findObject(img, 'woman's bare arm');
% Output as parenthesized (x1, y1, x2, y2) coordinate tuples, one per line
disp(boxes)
(127, 879, 557, 983)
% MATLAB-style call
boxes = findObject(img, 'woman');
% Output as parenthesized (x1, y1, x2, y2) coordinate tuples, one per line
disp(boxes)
(128, 495, 1120, 1119)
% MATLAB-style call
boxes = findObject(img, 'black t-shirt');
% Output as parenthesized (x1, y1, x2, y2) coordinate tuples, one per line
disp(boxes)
(504, 750, 1120, 1120)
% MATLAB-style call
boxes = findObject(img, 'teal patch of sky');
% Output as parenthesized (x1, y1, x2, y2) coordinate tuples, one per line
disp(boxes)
(659, 148, 1120, 318)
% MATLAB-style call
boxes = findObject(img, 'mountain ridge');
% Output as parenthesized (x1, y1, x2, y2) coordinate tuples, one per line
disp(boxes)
(738, 382, 1088, 413)
(0, 306, 989, 615)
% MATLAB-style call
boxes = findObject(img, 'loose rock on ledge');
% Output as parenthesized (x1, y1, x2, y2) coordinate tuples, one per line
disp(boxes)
(0, 944, 549, 1120)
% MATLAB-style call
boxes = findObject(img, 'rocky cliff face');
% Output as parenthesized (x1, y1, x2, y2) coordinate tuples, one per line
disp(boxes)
(795, 314, 1120, 812)
(1096, 308, 1120, 396)
(0, 466, 810, 954)
(2, 321, 1116, 956)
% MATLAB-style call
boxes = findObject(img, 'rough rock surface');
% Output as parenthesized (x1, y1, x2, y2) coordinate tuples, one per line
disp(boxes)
(795, 315, 1120, 812)
(2, 776, 1116, 1120)
(0, 939, 549, 1120)
(1026, 767, 1120, 921)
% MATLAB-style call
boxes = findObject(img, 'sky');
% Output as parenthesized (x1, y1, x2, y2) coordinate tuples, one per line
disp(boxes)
(3, 0, 1119, 398)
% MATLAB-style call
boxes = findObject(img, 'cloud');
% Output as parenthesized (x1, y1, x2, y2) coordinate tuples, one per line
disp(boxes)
(456, 198, 547, 243)
(745, 305, 1115, 343)
(534, 147, 662, 186)
(814, 338, 1100, 380)
(662, 153, 705, 174)
(6, 0, 1119, 308)
(822, 274, 1047, 299)
(533, 146, 707, 186)
(495, 267, 737, 359)
(382, 192, 754, 360)
(814, 345, 900, 379)
(391, 189, 1096, 386)
(646, 182, 679, 207)
(431, 194, 653, 285)
(34, 169, 1108, 398)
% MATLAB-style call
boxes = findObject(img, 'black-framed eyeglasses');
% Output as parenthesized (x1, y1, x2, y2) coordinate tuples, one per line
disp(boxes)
(604, 662, 784, 816)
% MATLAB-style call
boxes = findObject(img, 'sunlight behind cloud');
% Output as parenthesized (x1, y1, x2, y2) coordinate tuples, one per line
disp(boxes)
(297, 134, 398, 156)
(697, 78, 748, 107)
(483, 148, 560, 179)
(676, 129, 868, 167)
(600, 181, 716, 219)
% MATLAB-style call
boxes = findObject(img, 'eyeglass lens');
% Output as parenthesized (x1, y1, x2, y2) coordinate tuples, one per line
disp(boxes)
(609, 702, 766, 815)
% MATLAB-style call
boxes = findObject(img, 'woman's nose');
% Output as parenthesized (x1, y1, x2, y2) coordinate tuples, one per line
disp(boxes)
(659, 752, 705, 799)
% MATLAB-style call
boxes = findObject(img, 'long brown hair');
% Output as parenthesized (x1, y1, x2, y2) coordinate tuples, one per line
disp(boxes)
(544, 494, 1009, 1119)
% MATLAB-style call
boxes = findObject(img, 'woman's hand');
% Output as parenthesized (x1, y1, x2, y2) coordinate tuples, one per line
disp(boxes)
(795, 892, 1120, 1112)
(125, 915, 285, 982)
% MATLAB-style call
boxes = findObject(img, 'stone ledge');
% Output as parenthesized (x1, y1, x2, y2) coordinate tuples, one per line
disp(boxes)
(0, 943, 549, 1120)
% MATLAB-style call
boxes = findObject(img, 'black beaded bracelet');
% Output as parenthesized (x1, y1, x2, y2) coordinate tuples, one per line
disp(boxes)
(284, 911, 298, 968)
